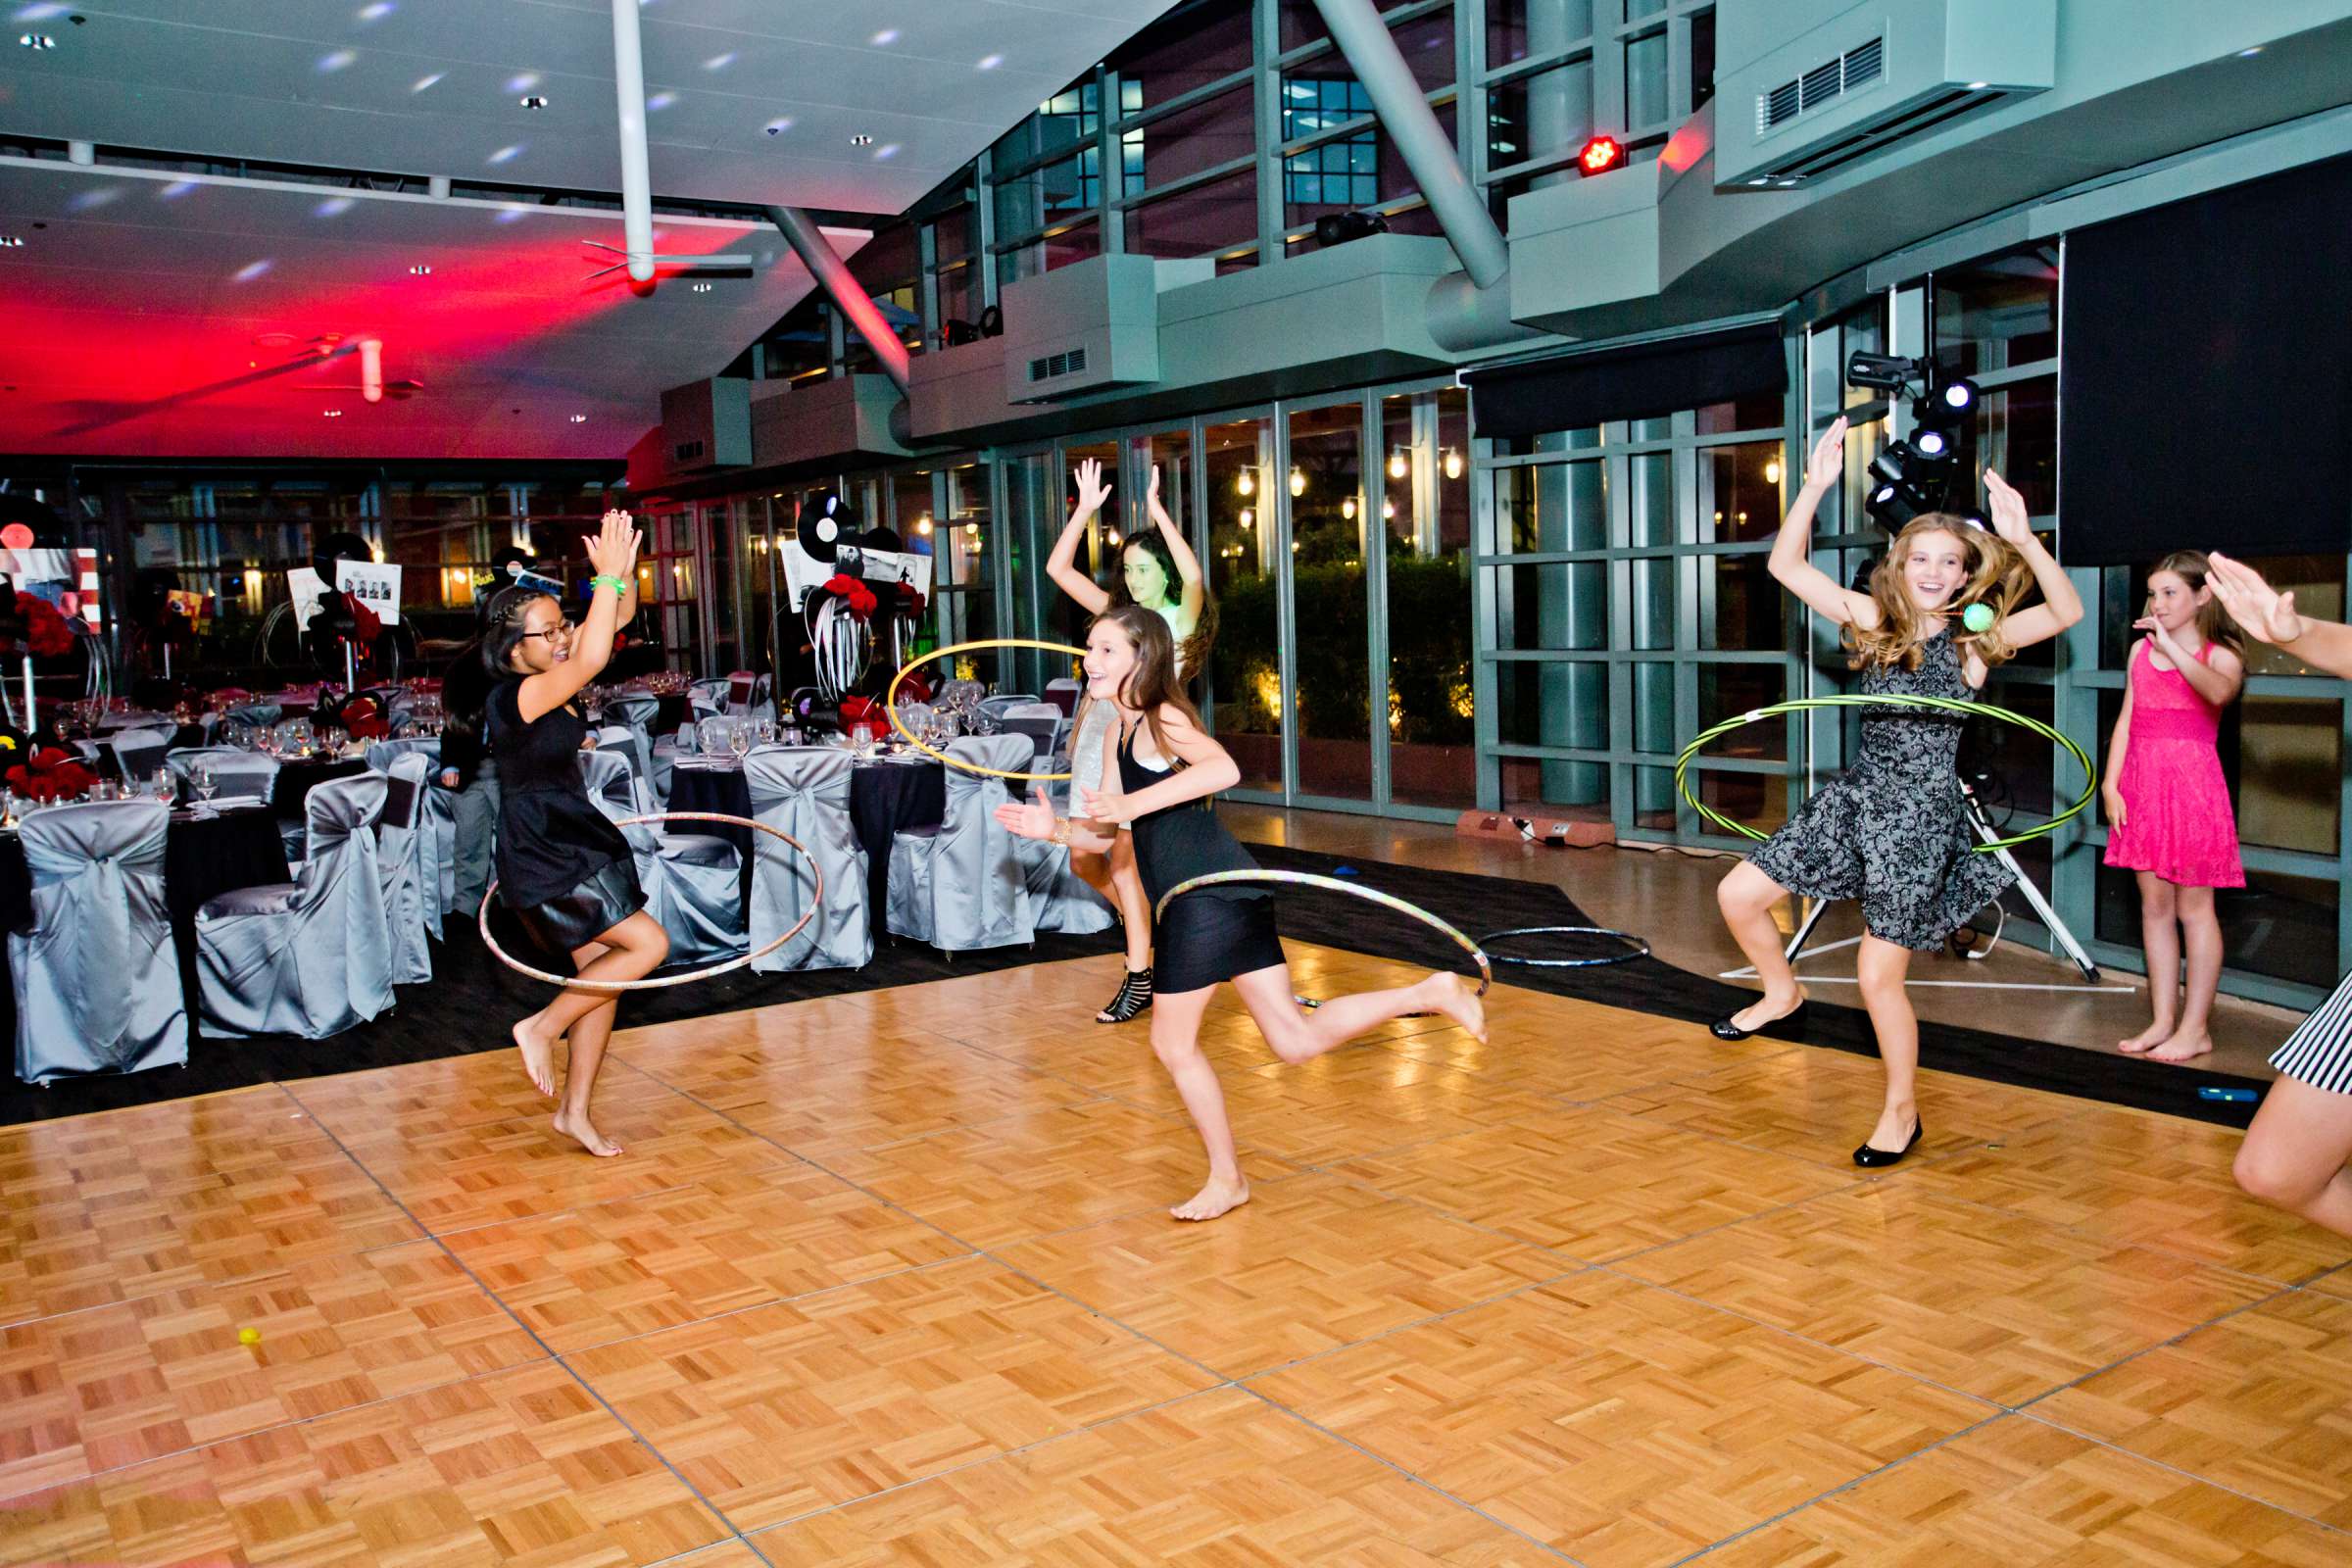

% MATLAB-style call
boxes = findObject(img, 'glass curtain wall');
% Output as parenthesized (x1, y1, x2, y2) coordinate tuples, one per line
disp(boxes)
(1204, 416, 1284, 793)
(1478, 389, 1792, 837)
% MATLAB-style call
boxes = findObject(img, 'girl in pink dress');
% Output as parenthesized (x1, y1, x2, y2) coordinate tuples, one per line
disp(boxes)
(2102, 551, 2245, 1062)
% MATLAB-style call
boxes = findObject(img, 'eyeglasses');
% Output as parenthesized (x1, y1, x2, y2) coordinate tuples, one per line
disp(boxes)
(519, 620, 575, 641)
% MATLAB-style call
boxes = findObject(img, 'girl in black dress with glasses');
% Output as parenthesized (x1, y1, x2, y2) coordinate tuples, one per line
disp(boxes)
(487, 511, 668, 1157)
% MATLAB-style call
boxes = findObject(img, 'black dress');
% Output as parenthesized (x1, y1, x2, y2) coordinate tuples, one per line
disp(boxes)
(488, 678, 645, 951)
(1745, 626, 2014, 951)
(1118, 718, 1284, 993)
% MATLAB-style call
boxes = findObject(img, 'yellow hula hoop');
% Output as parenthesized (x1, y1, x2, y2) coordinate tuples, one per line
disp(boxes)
(886, 637, 1090, 783)
(479, 811, 821, 990)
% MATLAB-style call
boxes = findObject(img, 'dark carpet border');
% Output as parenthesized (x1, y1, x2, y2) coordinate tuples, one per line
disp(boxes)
(1243, 843, 2269, 1131)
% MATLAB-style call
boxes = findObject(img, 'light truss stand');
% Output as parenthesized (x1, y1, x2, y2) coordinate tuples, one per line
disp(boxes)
(1784, 781, 2099, 983)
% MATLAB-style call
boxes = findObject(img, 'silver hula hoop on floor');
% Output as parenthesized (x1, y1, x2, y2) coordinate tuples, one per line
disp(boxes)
(1478, 924, 1651, 969)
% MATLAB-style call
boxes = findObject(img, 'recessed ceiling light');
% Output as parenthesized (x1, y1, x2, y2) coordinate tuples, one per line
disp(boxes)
(690, 281, 713, 293)
(764, 117, 792, 135)
(407, 264, 432, 274)
(487, 144, 522, 165)
(569, 414, 588, 422)
(1966, 80, 1988, 90)
(870, 28, 899, 45)
(976, 54, 1003, 71)
(322, 409, 343, 417)
(850, 133, 873, 146)
(20, 34, 55, 49)
(2238, 45, 2264, 57)
(521, 94, 548, 109)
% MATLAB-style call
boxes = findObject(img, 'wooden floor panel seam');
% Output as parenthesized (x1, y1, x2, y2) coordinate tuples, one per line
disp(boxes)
(274, 1078, 780, 1568)
(2016, 1406, 2352, 1540)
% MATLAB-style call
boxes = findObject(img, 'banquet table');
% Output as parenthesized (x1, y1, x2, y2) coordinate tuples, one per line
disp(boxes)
(664, 755, 952, 921)
(0, 806, 294, 1059)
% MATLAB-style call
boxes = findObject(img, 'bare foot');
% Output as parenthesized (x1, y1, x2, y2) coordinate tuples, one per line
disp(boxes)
(2118, 1019, 2176, 1054)
(512, 1015, 555, 1097)
(1170, 1175, 1249, 1222)
(1421, 972, 1487, 1042)
(1730, 990, 1805, 1033)
(2145, 1029, 2214, 1064)
(1862, 1102, 1919, 1154)
(552, 1109, 623, 1157)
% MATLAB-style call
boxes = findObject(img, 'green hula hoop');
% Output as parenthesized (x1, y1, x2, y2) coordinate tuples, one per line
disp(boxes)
(1674, 694, 2097, 852)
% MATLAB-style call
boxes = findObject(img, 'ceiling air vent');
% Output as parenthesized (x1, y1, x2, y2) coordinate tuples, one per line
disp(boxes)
(1760, 35, 1886, 134)
(1027, 346, 1090, 383)
(1719, 0, 2054, 191)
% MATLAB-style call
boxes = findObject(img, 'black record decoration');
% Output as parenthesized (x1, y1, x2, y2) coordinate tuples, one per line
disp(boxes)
(796, 492, 854, 564)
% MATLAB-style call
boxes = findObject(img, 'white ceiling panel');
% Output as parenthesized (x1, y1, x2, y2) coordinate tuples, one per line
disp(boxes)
(0, 158, 866, 459)
(0, 0, 1175, 213)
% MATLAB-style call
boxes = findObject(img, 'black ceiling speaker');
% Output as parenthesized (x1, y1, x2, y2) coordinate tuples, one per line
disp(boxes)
(1315, 210, 1390, 248)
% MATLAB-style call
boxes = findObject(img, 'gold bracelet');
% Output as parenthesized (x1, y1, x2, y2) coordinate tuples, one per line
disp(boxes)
(1052, 818, 1070, 846)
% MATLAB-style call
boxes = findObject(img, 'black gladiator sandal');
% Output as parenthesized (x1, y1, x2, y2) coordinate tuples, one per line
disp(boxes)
(1097, 967, 1153, 1024)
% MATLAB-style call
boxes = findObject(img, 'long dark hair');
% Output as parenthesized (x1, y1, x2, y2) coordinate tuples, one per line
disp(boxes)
(1110, 531, 1216, 678)
(2147, 550, 2245, 657)
(478, 586, 552, 680)
(1095, 603, 1206, 769)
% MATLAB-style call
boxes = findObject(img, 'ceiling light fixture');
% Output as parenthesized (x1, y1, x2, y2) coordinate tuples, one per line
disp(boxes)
(408, 263, 431, 274)
(322, 409, 343, 417)
(870, 28, 899, 45)
(690, 281, 712, 293)
(20, 33, 55, 49)
(976, 54, 1002, 70)
(569, 414, 588, 422)
(0, 235, 22, 248)
(764, 117, 792, 135)
(849, 133, 873, 146)
(520, 94, 548, 109)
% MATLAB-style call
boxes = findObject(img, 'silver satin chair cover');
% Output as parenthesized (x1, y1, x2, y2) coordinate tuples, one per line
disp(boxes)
(11, 802, 185, 1083)
(194, 773, 396, 1039)
(743, 747, 869, 971)
(688, 677, 729, 720)
(886, 734, 1035, 953)
(592, 727, 652, 810)
(1011, 832, 1117, 935)
(366, 736, 453, 925)
(374, 754, 434, 984)
(606, 693, 662, 795)
(109, 724, 177, 783)
(225, 701, 282, 730)
(165, 746, 281, 807)
(580, 749, 745, 965)
(974, 694, 1037, 725)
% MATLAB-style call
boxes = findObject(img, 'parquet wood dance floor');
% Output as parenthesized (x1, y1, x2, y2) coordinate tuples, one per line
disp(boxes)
(5, 941, 2350, 1566)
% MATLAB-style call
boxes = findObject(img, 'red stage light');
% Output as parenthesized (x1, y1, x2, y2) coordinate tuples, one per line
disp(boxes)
(1577, 135, 1626, 176)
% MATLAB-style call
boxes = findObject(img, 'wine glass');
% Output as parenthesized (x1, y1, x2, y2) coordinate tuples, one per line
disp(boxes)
(151, 766, 176, 806)
(191, 762, 218, 814)
(728, 720, 753, 762)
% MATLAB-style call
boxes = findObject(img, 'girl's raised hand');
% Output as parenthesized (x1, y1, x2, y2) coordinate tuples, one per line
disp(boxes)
(994, 784, 1058, 841)
(1803, 416, 1847, 492)
(1147, 464, 1173, 527)
(2207, 553, 2304, 645)
(1983, 470, 2034, 547)
(1072, 458, 1112, 517)
(585, 510, 640, 579)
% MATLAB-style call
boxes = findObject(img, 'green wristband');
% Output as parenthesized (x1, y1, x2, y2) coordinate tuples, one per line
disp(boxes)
(589, 574, 627, 594)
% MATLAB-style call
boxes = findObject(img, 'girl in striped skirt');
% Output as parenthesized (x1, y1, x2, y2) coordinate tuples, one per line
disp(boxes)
(2207, 554, 2352, 1235)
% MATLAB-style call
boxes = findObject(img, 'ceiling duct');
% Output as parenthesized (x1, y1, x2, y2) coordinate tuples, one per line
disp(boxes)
(1715, 0, 2055, 190)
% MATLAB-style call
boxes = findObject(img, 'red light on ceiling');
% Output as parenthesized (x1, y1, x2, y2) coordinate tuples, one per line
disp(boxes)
(1577, 135, 1626, 176)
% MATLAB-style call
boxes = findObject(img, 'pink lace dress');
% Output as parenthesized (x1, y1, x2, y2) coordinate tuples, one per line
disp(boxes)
(2103, 640, 2243, 888)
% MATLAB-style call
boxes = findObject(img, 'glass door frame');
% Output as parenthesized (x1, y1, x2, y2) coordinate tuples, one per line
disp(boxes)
(989, 376, 1467, 824)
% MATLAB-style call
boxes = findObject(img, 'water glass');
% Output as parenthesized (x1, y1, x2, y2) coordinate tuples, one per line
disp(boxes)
(151, 766, 176, 806)
(192, 763, 218, 813)
(728, 721, 753, 761)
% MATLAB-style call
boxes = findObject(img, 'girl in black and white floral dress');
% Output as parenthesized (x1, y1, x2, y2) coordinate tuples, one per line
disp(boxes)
(1712, 417, 2083, 1167)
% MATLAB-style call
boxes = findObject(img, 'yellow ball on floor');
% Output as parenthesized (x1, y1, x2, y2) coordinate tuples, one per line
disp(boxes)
(237, 1328, 261, 1347)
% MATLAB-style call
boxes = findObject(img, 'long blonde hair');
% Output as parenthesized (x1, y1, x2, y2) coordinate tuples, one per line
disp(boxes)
(2146, 550, 2244, 657)
(1845, 514, 2031, 672)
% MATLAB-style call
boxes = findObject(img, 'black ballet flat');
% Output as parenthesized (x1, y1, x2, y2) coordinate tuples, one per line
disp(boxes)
(1709, 1000, 1808, 1042)
(1852, 1120, 1924, 1169)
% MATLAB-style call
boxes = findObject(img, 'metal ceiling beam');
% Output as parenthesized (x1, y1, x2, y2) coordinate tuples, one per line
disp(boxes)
(766, 204, 910, 393)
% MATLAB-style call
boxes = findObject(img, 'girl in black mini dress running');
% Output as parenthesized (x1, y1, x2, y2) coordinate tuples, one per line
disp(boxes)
(1713, 418, 2082, 1167)
(998, 605, 1487, 1221)
(486, 510, 669, 1157)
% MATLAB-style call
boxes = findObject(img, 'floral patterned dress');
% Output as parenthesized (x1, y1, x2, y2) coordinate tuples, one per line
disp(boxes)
(1747, 626, 2014, 951)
